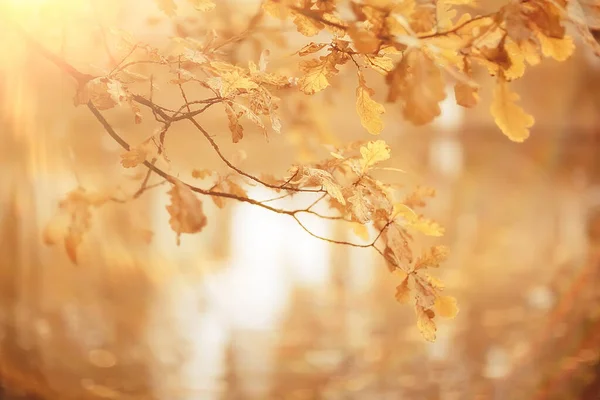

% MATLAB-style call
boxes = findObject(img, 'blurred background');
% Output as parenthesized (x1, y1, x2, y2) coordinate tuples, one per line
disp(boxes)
(1, 0, 600, 399)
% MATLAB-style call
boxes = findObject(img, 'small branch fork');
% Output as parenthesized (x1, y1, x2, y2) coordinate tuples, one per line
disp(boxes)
(10, 19, 396, 255)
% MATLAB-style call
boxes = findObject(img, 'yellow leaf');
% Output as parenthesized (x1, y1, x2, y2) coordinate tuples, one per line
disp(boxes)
(298, 58, 331, 94)
(520, 39, 541, 66)
(359, 140, 391, 172)
(352, 223, 370, 241)
(434, 296, 459, 318)
(220, 71, 258, 97)
(536, 32, 575, 62)
(155, 0, 176, 16)
(188, 0, 215, 11)
(416, 306, 437, 342)
(395, 277, 411, 304)
(356, 73, 385, 135)
(504, 38, 526, 80)
(490, 74, 535, 142)
(363, 55, 394, 75)
(166, 180, 208, 245)
(454, 82, 479, 108)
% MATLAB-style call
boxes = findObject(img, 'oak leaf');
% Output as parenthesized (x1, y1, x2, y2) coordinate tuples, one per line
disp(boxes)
(356, 73, 385, 135)
(359, 140, 391, 173)
(166, 180, 208, 245)
(536, 32, 575, 61)
(298, 58, 333, 94)
(454, 82, 479, 108)
(395, 277, 411, 304)
(219, 71, 258, 97)
(387, 49, 446, 125)
(490, 74, 535, 142)
(416, 305, 437, 342)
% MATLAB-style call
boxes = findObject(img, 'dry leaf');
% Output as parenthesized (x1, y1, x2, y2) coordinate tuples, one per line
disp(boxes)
(356, 73, 385, 135)
(387, 49, 446, 125)
(490, 74, 535, 142)
(454, 82, 479, 108)
(225, 103, 244, 143)
(166, 180, 208, 245)
(416, 306, 437, 342)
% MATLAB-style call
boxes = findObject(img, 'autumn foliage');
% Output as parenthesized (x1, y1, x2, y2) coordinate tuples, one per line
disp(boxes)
(7, 0, 600, 342)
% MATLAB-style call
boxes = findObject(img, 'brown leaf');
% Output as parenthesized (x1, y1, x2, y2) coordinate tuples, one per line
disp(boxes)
(166, 180, 208, 245)
(225, 103, 244, 143)
(454, 82, 479, 108)
(395, 277, 411, 304)
(386, 49, 446, 125)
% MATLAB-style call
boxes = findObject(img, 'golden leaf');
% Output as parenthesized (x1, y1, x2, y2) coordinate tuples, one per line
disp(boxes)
(416, 306, 437, 342)
(359, 140, 391, 172)
(454, 82, 479, 108)
(363, 55, 394, 75)
(166, 180, 208, 245)
(387, 49, 446, 125)
(490, 74, 535, 142)
(520, 39, 542, 65)
(356, 73, 385, 135)
(188, 0, 215, 11)
(395, 277, 411, 304)
(298, 58, 332, 94)
(219, 71, 258, 97)
(504, 38, 526, 80)
(434, 296, 459, 318)
(536, 32, 575, 62)
(225, 103, 244, 143)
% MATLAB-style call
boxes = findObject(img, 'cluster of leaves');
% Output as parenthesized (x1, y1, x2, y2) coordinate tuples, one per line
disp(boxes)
(25, 0, 600, 341)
